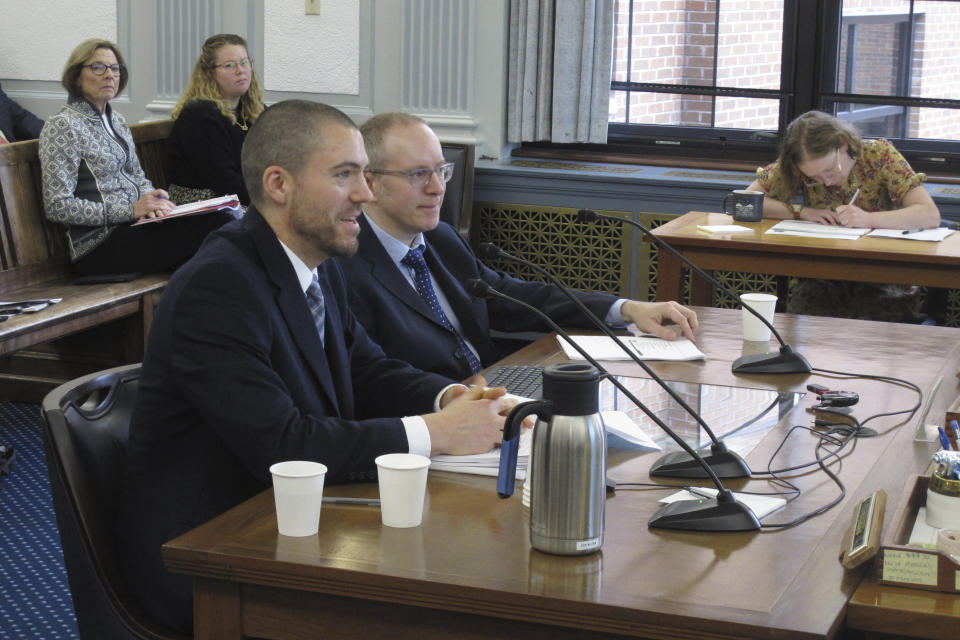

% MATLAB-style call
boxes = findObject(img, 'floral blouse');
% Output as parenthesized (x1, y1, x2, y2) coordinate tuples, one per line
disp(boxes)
(756, 138, 926, 212)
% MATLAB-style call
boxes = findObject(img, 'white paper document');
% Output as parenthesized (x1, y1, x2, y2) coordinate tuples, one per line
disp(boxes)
(131, 194, 241, 225)
(430, 428, 532, 478)
(601, 410, 661, 451)
(765, 219, 870, 239)
(557, 335, 706, 362)
(696, 224, 754, 235)
(429, 411, 659, 477)
(660, 488, 786, 519)
(867, 227, 955, 242)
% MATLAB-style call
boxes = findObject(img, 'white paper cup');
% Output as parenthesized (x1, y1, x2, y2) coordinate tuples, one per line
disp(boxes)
(740, 293, 777, 342)
(375, 453, 431, 528)
(270, 460, 327, 537)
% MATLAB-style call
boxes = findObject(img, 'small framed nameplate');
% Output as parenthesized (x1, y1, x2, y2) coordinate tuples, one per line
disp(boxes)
(841, 490, 886, 569)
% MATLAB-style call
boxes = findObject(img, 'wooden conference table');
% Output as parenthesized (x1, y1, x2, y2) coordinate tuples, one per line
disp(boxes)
(651, 211, 960, 306)
(163, 307, 960, 639)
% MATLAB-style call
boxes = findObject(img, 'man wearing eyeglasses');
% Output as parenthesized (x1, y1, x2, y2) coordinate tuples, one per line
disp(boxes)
(340, 113, 697, 382)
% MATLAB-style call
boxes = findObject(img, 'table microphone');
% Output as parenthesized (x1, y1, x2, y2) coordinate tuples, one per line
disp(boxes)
(466, 278, 759, 531)
(478, 241, 750, 480)
(575, 209, 811, 375)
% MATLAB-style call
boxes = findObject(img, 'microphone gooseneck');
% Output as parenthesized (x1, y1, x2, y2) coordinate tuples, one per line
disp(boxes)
(479, 242, 751, 481)
(576, 209, 811, 376)
(467, 278, 760, 532)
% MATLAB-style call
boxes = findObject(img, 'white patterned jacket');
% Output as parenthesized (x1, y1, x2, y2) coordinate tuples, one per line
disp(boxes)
(39, 97, 154, 261)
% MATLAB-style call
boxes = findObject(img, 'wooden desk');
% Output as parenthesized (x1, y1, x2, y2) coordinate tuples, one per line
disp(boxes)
(651, 211, 960, 306)
(847, 577, 960, 640)
(162, 307, 960, 639)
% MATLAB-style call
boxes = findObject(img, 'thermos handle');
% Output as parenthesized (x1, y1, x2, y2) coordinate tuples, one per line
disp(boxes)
(497, 400, 553, 498)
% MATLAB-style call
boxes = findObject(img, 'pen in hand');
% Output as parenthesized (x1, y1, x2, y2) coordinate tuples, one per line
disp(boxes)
(847, 188, 860, 207)
(902, 228, 926, 235)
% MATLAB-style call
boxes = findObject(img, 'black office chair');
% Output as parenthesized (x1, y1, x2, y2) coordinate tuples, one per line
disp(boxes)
(439, 142, 476, 241)
(41, 364, 188, 640)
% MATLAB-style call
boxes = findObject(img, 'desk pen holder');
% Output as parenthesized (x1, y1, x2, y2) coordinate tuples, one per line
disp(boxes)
(925, 472, 960, 530)
(879, 474, 960, 593)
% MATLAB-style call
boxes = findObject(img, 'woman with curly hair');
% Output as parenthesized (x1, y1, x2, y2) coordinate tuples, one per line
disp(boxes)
(168, 34, 264, 205)
(746, 110, 941, 321)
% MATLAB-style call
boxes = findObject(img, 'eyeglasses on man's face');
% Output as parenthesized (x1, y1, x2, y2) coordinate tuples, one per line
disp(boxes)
(82, 62, 123, 76)
(215, 59, 252, 72)
(367, 162, 455, 188)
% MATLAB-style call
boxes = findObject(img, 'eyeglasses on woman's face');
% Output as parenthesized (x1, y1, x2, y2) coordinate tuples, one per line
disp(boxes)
(215, 59, 252, 72)
(82, 62, 123, 76)
(800, 147, 846, 187)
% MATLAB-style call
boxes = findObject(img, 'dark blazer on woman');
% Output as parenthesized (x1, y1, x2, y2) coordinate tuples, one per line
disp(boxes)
(118, 207, 454, 633)
(0, 83, 43, 142)
(339, 214, 619, 381)
(168, 99, 249, 204)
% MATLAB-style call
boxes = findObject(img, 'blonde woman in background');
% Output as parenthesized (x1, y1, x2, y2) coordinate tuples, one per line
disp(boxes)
(168, 34, 264, 206)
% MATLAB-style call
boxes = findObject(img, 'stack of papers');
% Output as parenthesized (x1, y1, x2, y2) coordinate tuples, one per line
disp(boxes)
(765, 219, 870, 239)
(132, 194, 241, 225)
(431, 428, 532, 478)
(660, 487, 786, 519)
(696, 224, 754, 235)
(557, 335, 706, 362)
(429, 410, 660, 477)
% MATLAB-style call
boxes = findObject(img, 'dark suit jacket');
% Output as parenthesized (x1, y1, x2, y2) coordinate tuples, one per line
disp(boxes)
(118, 207, 454, 633)
(168, 99, 249, 204)
(0, 84, 43, 142)
(339, 215, 619, 381)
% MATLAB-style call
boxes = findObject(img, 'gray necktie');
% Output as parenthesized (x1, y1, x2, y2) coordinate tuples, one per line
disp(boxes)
(305, 275, 325, 346)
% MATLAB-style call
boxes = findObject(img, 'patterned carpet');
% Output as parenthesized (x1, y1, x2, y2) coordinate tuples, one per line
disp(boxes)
(0, 401, 80, 640)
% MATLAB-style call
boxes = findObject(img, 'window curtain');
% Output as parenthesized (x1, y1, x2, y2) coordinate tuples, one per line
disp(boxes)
(507, 0, 614, 144)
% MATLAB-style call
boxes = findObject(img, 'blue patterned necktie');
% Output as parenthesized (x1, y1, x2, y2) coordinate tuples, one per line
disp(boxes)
(305, 275, 325, 346)
(400, 246, 482, 374)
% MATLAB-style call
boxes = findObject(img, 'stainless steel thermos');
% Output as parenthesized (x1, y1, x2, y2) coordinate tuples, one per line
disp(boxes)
(497, 363, 606, 555)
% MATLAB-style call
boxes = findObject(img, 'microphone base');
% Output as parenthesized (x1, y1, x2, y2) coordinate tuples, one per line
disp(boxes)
(732, 346, 812, 374)
(649, 497, 761, 532)
(649, 449, 752, 479)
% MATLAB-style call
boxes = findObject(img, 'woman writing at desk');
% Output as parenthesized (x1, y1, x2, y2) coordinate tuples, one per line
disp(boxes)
(745, 110, 941, 321)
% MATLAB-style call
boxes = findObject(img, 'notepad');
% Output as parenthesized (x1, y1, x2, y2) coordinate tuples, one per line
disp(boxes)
(765, 220, 870, 239)
(132, 194, 241, 225)
(867, 227, 955, 242)
(696, 224, 754, 235)
(557, 335, 706, 362)
(660, 488, 786, 519)
(430, 428, 532, 478)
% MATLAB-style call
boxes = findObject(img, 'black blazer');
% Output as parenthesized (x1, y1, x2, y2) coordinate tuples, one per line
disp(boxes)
(0, 83, 43, 142)
(339, 215, 619, 381)
(168, 99, 249, 204)
(118, 207, 454, 633)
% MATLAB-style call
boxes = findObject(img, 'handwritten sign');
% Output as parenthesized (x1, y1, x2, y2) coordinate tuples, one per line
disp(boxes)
(882, 550, 938, 586)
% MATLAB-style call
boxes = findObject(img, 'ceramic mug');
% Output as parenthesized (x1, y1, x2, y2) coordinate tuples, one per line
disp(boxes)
(722, 189, 764, 222)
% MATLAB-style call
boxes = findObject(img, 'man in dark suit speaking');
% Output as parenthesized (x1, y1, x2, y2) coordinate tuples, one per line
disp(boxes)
(118, 101, 511, 633)
(339, 112, 698, 382)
